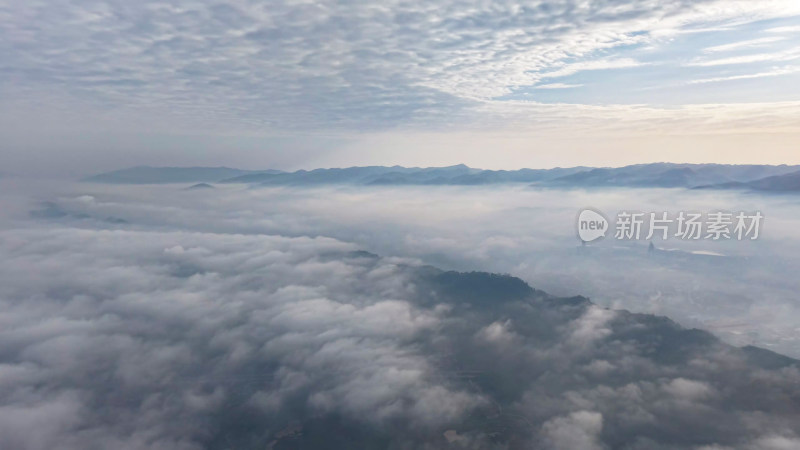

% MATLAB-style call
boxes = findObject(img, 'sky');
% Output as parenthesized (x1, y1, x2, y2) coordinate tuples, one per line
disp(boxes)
(2, 0, 800, 175)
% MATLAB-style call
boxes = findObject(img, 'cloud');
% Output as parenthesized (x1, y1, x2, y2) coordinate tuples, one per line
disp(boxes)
(0, 227, 485, 448)
(765, 25, 800, 33)
(688, 66, 800, 84)
(1, 182, 800, 448)
(541, 411, 605, 450)
(0, 0, 799, 136)
(703, 37, 786, 53)
(2, 1, 800, 175)
(536, 58, 648, 82)
(748, 436, 800, 450)
(662, 378, 714, 400)
(25, 179, 800, 360)
(687, 47, 800, 67)
(534, 83, 585, 89)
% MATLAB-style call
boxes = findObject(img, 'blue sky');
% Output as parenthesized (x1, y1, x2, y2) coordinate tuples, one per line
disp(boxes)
(510, 16, 800, 105)
(1, 0, 800, 175)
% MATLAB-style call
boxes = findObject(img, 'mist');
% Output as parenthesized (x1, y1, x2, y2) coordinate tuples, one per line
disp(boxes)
(2, 179, 800, 449)
(9, 180, 798, 355)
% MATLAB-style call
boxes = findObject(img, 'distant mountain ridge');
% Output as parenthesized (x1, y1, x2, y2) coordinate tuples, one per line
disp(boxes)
(215, 164, 590, 186)
(82, 166, 281, 184)
(84, 163, 800, 190)
(548, 163, 800, 188)
(695, 169, 800, 192)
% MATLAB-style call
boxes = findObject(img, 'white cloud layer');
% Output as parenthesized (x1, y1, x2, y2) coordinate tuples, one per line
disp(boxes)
(10, 179, 800, 358)
(1, 181, 800, 448)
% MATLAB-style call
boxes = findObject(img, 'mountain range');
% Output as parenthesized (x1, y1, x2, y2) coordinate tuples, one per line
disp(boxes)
(82, 166, 278, 184)
(84, 163, 800, 191)
(695, 169, 800, 192)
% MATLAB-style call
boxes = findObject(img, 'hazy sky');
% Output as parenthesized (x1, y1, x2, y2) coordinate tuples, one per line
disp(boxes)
(2, 0, 800, 175)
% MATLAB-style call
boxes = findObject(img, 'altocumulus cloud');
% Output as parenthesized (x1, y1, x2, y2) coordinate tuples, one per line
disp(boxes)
(0, 186, 799, 449)
(2, 0, 800, 133)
